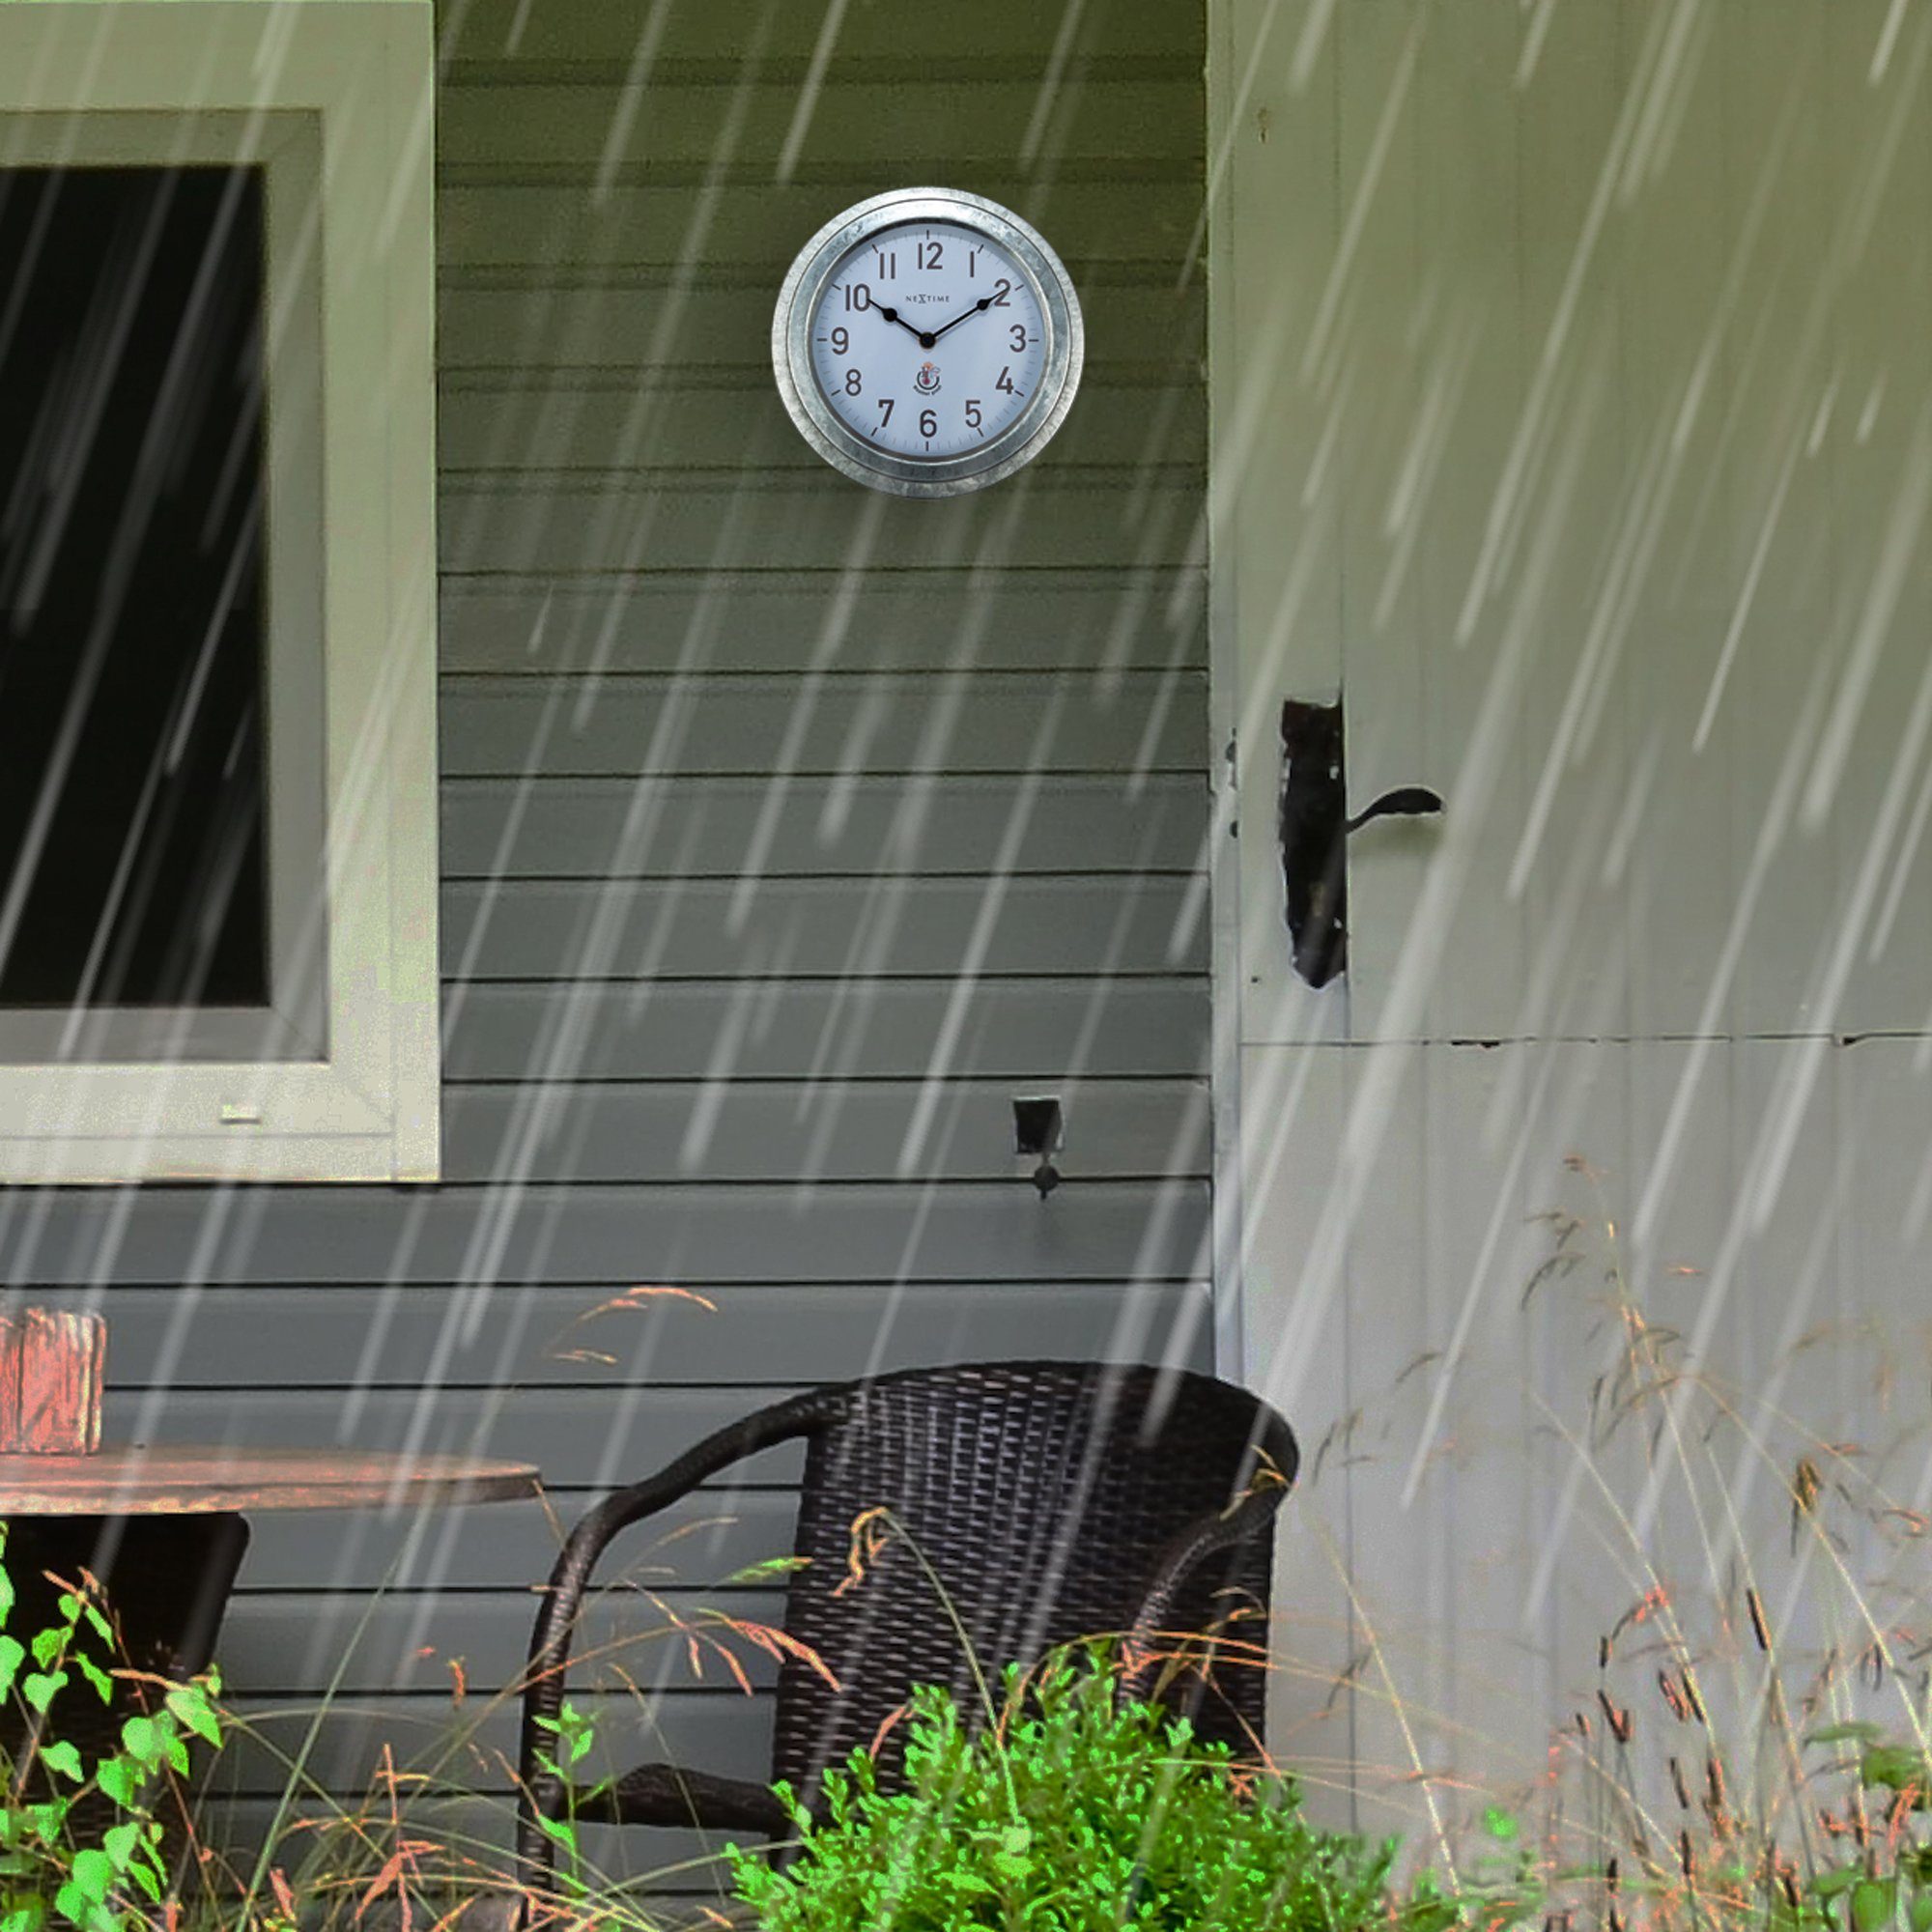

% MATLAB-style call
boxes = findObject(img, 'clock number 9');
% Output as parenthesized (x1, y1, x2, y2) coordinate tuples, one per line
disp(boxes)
(844, 368, 864, 396)
(830, 327, 849, 355)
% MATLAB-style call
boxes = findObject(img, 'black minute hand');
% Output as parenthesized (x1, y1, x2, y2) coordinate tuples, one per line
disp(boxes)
(928, 297, 993, 345)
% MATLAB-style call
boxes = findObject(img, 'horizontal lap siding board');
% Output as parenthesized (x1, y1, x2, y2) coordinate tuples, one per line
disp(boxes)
(440, 777, 1207, 876)
(442, 979, 1209, 1079)
(0, 1185, 1210, 1285)
(440, 478, 1202, 573)
(439, 0, 1198, 65)
(440, 878, 1205, 977)
(437, 185, 1196, 270)
(2, 0, 1208, 1868)
(438, 673, 1205, 775)
(54, 1284, 1210, 1388)
(437, 574, 1205, 673)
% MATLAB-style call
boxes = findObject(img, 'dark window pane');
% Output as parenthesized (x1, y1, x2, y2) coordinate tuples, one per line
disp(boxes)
(0, 166, 270, 1009)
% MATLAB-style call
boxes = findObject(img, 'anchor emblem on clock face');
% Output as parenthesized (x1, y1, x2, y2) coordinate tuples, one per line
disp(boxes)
(914, 361, 941, 395)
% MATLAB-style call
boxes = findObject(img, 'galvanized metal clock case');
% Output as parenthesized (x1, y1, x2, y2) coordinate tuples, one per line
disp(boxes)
(772, 186, 1085, 498)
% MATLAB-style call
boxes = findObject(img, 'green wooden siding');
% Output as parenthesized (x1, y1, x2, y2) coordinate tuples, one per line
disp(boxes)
(0, 0, 1208, 1877)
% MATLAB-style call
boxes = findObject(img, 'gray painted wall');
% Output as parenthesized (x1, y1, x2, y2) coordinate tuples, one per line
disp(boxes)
(0, 0, 1208, 1885)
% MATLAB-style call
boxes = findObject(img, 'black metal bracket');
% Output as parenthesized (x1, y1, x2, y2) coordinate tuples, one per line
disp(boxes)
(1013, 1096, 1064, 1200)
(1278, 698, 1441, 988)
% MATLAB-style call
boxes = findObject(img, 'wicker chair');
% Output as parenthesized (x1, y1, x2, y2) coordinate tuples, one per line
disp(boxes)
(515, 1358, 1297, 1889)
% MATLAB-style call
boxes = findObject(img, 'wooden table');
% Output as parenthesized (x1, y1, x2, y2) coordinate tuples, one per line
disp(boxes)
(0, 1444, 539, 1517)
(0, 1446, 540, 1843)
(0, 1443, 540, 1674)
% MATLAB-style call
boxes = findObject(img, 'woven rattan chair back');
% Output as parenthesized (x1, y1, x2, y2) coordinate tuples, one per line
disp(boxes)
(516, 1356, 1296, 1893)
(766, 1359, 1292, 1794)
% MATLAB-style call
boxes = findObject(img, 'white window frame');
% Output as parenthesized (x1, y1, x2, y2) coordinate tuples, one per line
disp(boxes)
(0, 0, 439, 1183)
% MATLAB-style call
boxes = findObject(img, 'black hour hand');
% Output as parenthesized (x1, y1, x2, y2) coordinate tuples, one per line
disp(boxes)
(876, 304, 935, 349)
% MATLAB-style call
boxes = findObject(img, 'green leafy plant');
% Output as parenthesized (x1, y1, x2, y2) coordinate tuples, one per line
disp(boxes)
(0, 1523, 222, 1932)
(726, 1644, 1408, 1932)
(525, 1696, 602, 1907)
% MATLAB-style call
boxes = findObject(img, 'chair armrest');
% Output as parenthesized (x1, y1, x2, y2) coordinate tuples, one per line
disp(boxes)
(1125, 1413, 1299, 1704)
(515, 1386, 835, 1884)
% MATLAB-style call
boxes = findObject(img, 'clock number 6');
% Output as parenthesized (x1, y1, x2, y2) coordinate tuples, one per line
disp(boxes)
(920, 409, 938, 439)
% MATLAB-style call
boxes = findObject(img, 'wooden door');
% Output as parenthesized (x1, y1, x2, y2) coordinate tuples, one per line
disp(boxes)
(1213, 0, 1932, 1835)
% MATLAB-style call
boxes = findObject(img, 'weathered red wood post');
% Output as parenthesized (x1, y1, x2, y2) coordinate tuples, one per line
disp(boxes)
(0, 1309, 105, 1455)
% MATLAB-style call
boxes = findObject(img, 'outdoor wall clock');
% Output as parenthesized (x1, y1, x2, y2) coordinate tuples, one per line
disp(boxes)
(772, 186, 1085, 497)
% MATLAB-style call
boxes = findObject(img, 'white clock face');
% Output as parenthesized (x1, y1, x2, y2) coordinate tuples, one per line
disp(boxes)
(774, 188, 1083, 497)
(808, 220, 1048, 462)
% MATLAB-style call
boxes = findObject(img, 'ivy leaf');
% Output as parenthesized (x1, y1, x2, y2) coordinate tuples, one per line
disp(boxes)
(1812, 1866, 1866, 1901)
(38, 1739, 83, 1783)
(1852, 1880, 1897, 1932)
(0, 1634, 25, 1699)
(21, 1669, 65, 1714)
(102, 1820, 143, 1872)
(95, 1757, 139, 1807)
(25, 1802, 66, 1845)
(534, 1812, 580, 1852)
(65, 1846, 113, 1907)
(164, 1682, 221, 1747)
(120, 1715, 158, 1767)
(1862, 1746, 1932, 1800)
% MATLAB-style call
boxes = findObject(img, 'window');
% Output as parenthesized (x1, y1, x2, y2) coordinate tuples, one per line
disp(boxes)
(0, 0, 439, 1182)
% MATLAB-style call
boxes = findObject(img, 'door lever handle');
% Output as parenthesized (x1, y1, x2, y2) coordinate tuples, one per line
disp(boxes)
(1347, 785, 1443, 834)
(1279, 699, 1441, 989)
